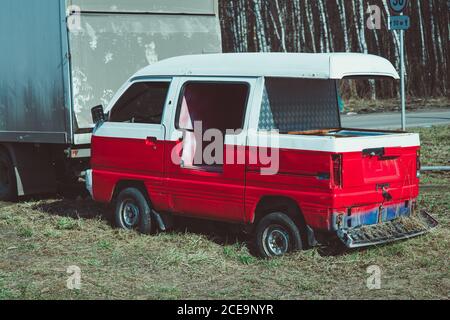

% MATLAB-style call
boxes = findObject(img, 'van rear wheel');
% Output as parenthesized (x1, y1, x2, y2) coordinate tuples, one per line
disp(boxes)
(115, 187, 154, 234)
(0, 149, 17, 202)
(255, 212, 303, 258)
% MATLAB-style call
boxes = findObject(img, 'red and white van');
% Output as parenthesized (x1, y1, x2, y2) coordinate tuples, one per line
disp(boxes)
(87, 53, 436, 257)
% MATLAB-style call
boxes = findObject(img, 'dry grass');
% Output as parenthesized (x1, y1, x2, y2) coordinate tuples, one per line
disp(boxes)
(342, 97, 449, 114)
(0, 126, 449, 300)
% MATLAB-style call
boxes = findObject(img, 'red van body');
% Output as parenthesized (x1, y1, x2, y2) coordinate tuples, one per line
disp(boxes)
(91, 133, 420, 233)
(88, 53, 435, 255)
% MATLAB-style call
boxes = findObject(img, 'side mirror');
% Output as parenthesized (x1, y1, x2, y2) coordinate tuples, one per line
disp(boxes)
(91, 105, 106, 125)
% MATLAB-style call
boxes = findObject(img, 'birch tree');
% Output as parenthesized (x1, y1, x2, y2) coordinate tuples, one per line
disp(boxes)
(304, 0, 316, 52)
(253, 0, 269, 52)
(417, 0, 427, 66)
(268, 0, 287, 52)
(336, 0, 350, 51)
(317, 0, 330, 52)
(291, 0, 304, 51)
(219, 0, 448, 99)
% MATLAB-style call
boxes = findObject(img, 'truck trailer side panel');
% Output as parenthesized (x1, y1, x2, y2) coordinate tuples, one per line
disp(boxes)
(68, 0, 222, 131)
(0, 0, 71, 144)
(0, 0, 222, 198)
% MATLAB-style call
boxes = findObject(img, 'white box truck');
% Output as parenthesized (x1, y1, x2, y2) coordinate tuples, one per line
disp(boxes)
(0, 0, 222, 200)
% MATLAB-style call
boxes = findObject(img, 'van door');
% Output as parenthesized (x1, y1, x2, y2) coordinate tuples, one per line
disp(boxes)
(91, 78, 174, 205)
(165, 77, 256, 222)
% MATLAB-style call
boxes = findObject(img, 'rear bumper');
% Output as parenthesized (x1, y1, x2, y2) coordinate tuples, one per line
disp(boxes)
(337, 210, 438, 248)
(331, 199, 416, 231)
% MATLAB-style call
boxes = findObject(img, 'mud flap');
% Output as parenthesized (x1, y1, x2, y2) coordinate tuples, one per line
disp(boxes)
(337, 211, 438, 248)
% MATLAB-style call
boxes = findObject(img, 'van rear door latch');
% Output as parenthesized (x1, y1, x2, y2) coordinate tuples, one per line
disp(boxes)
(377, 183, 392, 201)
(363, 147, 385, 157)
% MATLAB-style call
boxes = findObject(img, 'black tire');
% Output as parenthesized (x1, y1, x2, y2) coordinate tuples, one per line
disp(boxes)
(114, 187, 154, 234)
(255, 212, 303, 258)
(0, 149, 17, 201)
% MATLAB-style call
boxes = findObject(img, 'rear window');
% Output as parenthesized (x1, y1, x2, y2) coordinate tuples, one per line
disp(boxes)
(110, 82, 170, 124)
(259, 78, 340, 133)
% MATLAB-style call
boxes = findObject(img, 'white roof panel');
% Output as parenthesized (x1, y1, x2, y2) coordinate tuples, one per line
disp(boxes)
(133, 53, 400, 80)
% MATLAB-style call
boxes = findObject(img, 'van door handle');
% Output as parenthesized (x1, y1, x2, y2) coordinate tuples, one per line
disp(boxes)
(145, 136, 158, 148)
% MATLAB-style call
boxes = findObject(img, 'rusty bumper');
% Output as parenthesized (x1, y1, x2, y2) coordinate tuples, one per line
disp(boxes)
(337, 211, 438, 248)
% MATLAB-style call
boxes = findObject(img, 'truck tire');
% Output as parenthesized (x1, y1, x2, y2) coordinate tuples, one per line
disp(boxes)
(114, 187, 154, 235)
(255, 212, 303, 258)
(0, 149, 17, 201)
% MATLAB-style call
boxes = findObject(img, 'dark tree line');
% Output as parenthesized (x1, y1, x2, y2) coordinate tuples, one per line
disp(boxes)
(219, 0, 449, 99)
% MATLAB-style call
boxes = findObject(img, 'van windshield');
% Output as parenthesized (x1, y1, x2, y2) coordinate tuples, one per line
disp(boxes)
(258, 78, 341, 133)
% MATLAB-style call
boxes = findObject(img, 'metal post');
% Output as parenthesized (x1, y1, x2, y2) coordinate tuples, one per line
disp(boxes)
(400, 13, 406, 131)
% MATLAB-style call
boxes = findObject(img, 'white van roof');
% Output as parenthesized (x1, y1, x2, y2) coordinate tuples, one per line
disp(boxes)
(133, 53, 400, 80)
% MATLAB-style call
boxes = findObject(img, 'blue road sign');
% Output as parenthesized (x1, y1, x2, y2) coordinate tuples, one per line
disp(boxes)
(389, 15, 410, 30)
(389, 0, 409, 13)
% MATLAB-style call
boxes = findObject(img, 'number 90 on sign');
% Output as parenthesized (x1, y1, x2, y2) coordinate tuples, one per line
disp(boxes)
(389, 0, 408, 13)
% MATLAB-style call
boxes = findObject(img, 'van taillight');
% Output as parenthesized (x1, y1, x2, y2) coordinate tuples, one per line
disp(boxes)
(416, 149, 421, 178)
(332, 154, 343, 188)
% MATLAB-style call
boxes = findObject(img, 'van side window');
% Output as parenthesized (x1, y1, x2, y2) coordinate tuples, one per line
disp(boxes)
(176, 82, 249, 169)
(177, 82, 248, 132)
(110, 82, 170, 124)
(259, 78, 340, 133)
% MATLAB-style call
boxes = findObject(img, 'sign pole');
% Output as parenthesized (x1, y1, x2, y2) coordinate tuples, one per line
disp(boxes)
(400, 12, 406, 131)
(389, 1, 409, 130)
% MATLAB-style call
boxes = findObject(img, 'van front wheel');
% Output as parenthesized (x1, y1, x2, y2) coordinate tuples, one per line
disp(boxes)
(115, 187, 154, 234)
(255, 212, 303, 258)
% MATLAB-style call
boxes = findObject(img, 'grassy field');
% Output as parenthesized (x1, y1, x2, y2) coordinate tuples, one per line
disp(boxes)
(343, 97, 449, 114)
(0, 126, 449, 300)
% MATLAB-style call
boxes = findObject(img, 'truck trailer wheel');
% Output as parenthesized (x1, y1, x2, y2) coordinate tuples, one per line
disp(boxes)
(115, 188, 154, 234)
(255, 212, 303, 258)
(0, 149, 17, 201)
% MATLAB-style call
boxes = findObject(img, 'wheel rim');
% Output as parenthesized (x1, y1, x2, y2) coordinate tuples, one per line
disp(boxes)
(263, 225, 290, 256)
(0, 160, 10, 194)
(120, 199, 140, 229)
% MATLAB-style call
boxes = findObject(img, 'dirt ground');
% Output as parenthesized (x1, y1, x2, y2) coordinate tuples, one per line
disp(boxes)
(0, 126, 449, 300)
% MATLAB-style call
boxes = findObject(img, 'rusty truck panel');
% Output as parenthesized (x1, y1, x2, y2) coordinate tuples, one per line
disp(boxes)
(0, 0, 222, 143)
(69, 2, 222, 130)
(0, 0, 71, 143)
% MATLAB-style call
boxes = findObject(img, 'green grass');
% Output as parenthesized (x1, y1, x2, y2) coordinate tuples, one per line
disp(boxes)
(414, 125, 450, 167)
(0, 126, 448, 300)
(56, 217, 79, 231)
